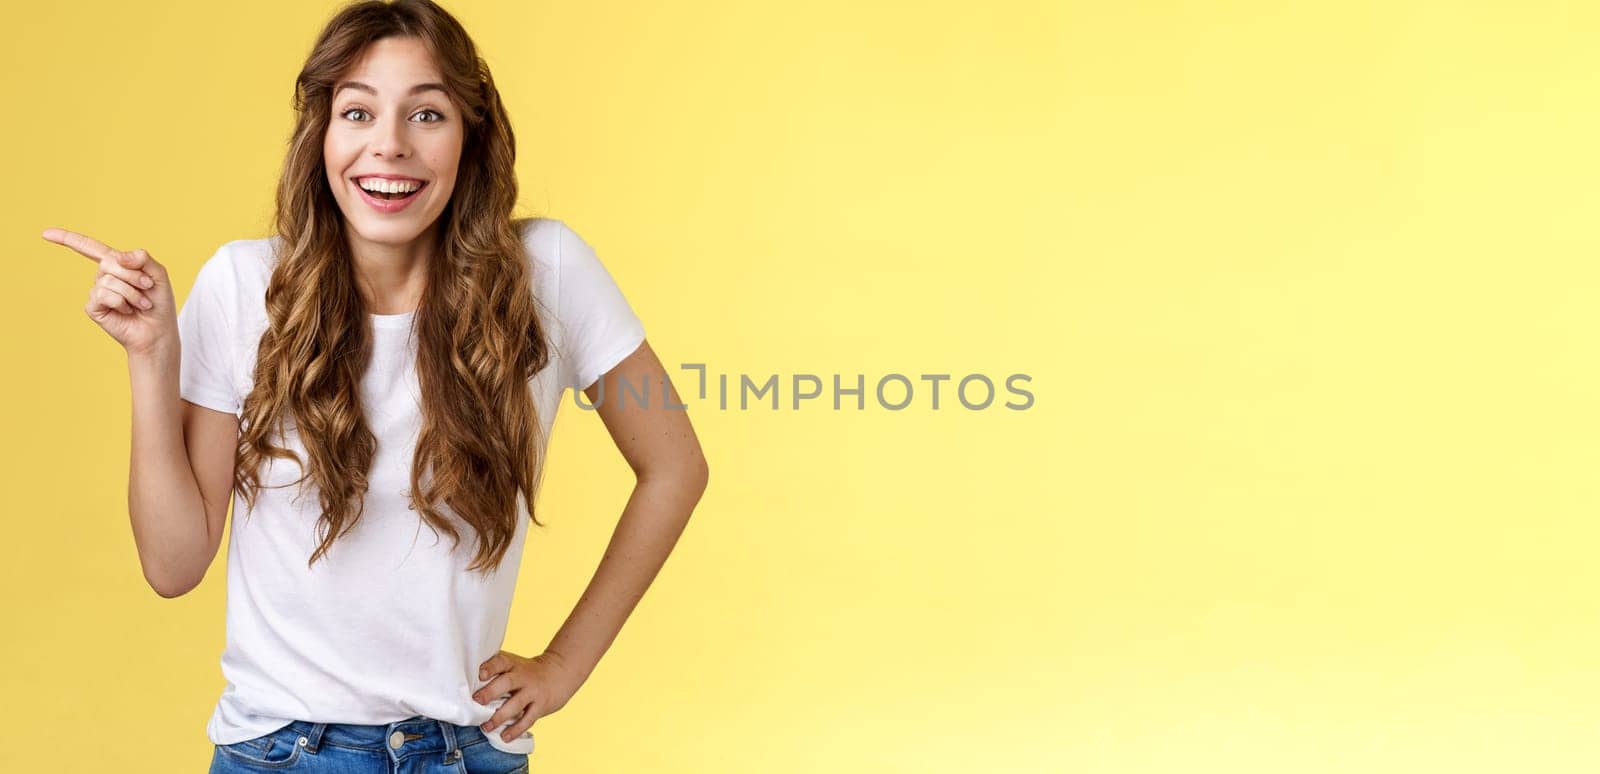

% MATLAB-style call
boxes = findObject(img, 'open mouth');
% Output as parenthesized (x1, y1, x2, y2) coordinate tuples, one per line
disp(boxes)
(352, 178, 429, 211)
(356, 180, 427, 200)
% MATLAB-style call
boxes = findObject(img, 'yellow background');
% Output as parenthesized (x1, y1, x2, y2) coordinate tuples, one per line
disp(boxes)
(2, 1, 1597, 771)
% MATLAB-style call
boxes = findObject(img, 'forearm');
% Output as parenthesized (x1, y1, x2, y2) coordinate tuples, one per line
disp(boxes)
(127, 342, 208, 596)
(544, 468, 707, 681)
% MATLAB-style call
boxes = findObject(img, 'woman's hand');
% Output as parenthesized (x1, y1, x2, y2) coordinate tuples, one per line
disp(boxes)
(41, 227, 176, 357)
(474, 649, 586, 743)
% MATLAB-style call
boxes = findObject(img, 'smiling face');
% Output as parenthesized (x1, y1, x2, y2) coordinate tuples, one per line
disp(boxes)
(324, 36, 464, 252)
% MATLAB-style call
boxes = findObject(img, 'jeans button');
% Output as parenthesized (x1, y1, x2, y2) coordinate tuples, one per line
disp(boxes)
(389, 730, 405, 749)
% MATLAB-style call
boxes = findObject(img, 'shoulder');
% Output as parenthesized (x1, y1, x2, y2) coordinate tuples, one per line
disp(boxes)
(514, 216, 629, 302)
(194, 235, 276, 290)
(181, 236, 275, 339)
(514, 216, 577, 275)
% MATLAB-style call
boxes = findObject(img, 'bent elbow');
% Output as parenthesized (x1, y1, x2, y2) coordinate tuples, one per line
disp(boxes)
(640, 456, 709, 498)
(145, 570, 201, 599)
(684, 458, 709, 504)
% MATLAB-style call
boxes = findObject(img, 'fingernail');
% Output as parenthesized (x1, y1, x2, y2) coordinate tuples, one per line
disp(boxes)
(140, 297, 152, 309)
(141, 276, 153, 288)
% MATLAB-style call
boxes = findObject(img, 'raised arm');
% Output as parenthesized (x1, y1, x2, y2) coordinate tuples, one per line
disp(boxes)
(43, 228, 238, 598)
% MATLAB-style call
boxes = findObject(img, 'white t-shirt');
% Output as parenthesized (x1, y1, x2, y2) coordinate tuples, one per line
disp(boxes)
(176, 217, 646, 754)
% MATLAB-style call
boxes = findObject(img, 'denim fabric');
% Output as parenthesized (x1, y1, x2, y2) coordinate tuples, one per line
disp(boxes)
(208, 715, 530, 773)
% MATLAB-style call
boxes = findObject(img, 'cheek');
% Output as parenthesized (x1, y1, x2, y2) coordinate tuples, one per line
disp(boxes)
(425, 158, 461, 196)
(323, 136, 358, 178)
(428, 131, 464, 177)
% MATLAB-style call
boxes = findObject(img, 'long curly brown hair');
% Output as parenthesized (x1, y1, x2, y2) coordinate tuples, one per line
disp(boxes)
(234, 0, 551, 575)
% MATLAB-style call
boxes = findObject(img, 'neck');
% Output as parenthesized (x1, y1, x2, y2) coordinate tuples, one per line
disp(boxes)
(346, 221, 437, 315)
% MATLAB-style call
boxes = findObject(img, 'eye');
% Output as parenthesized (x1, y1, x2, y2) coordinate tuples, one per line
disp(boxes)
(413, 109, 445, 123)
(339, 107, 371, 122)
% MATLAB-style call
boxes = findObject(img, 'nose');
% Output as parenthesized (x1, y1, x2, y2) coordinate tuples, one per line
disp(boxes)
(370, 113, 411, 159)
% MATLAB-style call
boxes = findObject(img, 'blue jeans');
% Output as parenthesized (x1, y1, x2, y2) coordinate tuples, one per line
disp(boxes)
(208, 715, 531, 773)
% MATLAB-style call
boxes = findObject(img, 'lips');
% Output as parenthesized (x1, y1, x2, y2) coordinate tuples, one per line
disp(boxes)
(351, 177, 428, 214)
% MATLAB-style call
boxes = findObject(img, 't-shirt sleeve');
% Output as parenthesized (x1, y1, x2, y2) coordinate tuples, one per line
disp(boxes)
(556, 221, 647, 393)
(177, 242, 242, 415)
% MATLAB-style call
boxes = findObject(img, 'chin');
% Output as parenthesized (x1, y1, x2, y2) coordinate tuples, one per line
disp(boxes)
(344, 212, 439, 244)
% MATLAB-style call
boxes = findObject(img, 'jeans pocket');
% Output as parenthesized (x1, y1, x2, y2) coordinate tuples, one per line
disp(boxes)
(215, 728, 304, 769)
(458, 737, 530, 774)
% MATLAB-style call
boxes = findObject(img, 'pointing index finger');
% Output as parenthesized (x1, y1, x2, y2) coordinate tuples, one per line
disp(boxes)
(41, 227, 122, 266)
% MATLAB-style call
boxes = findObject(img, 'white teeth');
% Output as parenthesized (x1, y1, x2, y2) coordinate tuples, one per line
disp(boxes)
(357, 177, 421, 194)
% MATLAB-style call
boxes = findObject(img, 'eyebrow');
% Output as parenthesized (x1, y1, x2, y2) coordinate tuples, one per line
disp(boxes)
(334, 81, 449, 98)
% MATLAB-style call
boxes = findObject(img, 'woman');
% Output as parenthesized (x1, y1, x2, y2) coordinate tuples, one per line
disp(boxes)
(41, 1, 708, 771)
